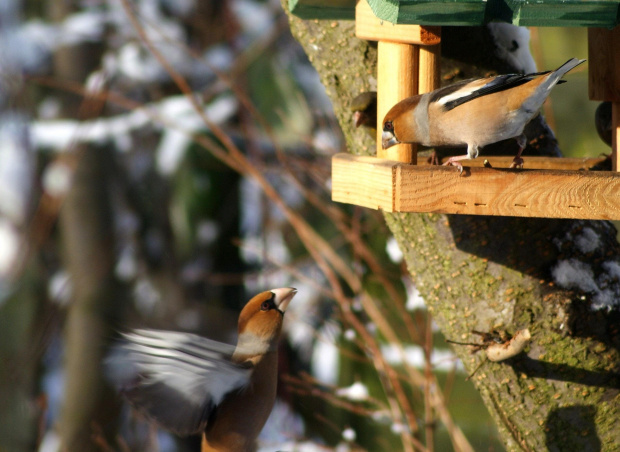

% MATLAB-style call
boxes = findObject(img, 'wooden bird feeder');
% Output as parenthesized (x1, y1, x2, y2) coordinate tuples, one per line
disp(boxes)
(289, 0, 620, 219)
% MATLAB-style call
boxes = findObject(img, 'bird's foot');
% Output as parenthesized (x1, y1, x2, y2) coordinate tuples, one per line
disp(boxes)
(443, 159, 464, 175)
(427, 150, 440, 166)
(509, 157, 524, 169)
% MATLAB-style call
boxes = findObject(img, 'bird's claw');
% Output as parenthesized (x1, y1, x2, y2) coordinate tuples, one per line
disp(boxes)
(443, 160, 464, 175)
(509, 157, 524, 169)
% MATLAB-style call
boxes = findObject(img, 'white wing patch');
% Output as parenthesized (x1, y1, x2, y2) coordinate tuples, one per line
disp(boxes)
(435, 79, 490, 107)
(106, 329, 251, 435)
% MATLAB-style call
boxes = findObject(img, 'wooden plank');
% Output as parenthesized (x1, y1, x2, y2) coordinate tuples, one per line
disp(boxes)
(588, 27, 620, 102)
(418, 42, 441, 95)
(377, 41, 418, 163)
(395, 165, 620, 218)
(614, 102, 620, 172)
(331, 153, 396, 211)
(423, 155, 608, 170)
(331, 153, 620, 219)
(288, 0, 356, 19)
(356, 0, 441, 44)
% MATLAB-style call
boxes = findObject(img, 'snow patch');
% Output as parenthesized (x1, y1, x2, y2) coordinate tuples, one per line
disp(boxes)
(404, 278, 426, 311)
(386, 237, 403, 263)
(602, 261, 620, 280)
(381, 343, 463, 372)
(342, 428, 356, 442)
(574, 227, 600, 254)
(0, 220, 21, 279)
(552, 259, 598, 293)
(552, 259, 620, 310)
(311, 324, 340, 385)
(48, 271, 72, 306)
(336, 382, 369, 402)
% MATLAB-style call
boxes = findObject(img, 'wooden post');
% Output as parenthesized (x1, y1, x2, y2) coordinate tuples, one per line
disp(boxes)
(377, 42, 418, 163)
(613, 103, 620, 171)
(355, 0, 440, 165)
(588, 27, 620, 171)
(418, 43, 441, 94)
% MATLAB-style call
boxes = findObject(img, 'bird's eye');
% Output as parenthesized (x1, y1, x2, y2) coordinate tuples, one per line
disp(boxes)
(261, 300, 271, 311)
(384, 121, 393, 131)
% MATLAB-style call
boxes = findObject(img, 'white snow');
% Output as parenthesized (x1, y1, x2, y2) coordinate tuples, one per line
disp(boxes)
(31, 95, 237, 173)
(311, 325, 340, 385)
(404, 279, 426, 311)
(552, 258, 620, 310)
(386, 237, 403, 263)
(115, 246, 137, 281)
(258, 399, 305, 449)
(196, 220, 219, 246)
(231, 0, 274, 37)
(42, 160, 73, 198)
(342, 428, 356, 442)
(60, 11, 105, 46)
(133, 277, 161, 315)
(381, 343, 463, 373)
(336, 382, 369, 402)
(574, 227, 600, 254)
(552, 259, 598, 293)
(0, 115, 33, 224)
(602, 261, 620, 280)
(48, 271, 73, 306)
(343, 328, 356, 341)
(312, 128, 340, 155)
(0, 220, 21, 279)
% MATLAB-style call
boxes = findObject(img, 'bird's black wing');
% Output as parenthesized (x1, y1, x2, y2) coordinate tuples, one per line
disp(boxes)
(105, 329, 251, 435)
(433, 71, 554, 112)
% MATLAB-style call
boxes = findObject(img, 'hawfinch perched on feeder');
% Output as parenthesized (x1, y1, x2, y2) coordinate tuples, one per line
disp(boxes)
(382, 58, 585, 170)
(106, 287, 297, 452)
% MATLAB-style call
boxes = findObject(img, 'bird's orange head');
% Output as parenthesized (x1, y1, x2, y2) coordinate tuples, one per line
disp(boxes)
(236, 288, 296, 356)
(382, 96, 422, 149)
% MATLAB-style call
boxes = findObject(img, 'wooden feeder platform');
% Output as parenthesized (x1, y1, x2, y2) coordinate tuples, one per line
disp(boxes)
(290, 0, 620, 219)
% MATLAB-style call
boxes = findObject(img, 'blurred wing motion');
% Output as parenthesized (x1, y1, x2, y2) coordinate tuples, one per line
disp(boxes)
(106, 329, 251, 435)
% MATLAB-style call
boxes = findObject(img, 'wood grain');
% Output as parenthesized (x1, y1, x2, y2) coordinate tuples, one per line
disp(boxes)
(355, 0, 441, 44)
(332, 153, 620, 219)
(377, 41, 418, 163)
(418, 43, 441, 95)
(614, 102, 620, 172)
(588, 27, 620, 102)
(424, 155, 608, 170)
(331, 153, 396, 211)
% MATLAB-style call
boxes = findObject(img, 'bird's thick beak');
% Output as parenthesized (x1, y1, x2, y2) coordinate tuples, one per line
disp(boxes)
(271, 287, 297, 313)
(382, 130, 399, 149)
(353, 111, 363, 128)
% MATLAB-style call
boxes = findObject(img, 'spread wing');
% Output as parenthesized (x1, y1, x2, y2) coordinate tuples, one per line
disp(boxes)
(431, 71, 557, 112)
(105, 329, 251, 435)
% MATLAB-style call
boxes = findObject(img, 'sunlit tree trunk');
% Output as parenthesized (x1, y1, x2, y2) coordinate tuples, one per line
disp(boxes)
(283, 5, 620, 451)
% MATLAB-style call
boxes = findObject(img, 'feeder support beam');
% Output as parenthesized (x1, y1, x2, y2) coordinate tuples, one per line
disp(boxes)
(355, 0, 440, 164)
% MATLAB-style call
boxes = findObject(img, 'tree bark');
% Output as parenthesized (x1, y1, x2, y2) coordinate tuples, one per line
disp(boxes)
(58, 145, 126, 451)
(50, 1, 126, 449)
(282, 5, 620, 451)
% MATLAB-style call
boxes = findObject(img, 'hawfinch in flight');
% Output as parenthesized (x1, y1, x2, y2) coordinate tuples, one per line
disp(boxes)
(381, 58, 585, 170)
(106, 287, 297, 452)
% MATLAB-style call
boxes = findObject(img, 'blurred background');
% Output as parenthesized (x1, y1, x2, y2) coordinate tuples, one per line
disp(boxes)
(0, 0, 608, 451)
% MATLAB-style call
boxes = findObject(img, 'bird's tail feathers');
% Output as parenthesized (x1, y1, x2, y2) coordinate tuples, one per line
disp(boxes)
(552, 58, 586, 81)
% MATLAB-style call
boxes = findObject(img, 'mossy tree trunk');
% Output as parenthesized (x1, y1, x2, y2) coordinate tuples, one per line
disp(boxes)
(282, 5, 620, 451)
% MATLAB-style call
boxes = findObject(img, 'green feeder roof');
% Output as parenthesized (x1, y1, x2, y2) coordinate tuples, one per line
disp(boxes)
(289, 0, 620, 27)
